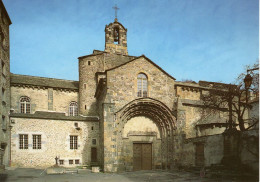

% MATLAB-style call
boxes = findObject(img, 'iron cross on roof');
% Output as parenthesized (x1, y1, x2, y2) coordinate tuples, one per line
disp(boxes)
(113, 5, 119, 21)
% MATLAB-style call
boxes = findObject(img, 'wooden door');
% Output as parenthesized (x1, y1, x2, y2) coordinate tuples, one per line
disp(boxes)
(133, 143, 152, 171)
(133, 144, 142, 171)
(195, 143, 204, 166)
(91, 147, 97, 162)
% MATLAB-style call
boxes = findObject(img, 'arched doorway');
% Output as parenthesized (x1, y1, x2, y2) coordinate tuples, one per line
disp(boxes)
(115, 98, 176, 171)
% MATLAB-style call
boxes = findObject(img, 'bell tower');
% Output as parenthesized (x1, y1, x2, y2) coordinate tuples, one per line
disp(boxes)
(105, 5, 128, 55)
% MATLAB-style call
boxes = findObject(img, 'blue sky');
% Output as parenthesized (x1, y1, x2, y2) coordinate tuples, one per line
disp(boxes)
(3, 0, 259, 83)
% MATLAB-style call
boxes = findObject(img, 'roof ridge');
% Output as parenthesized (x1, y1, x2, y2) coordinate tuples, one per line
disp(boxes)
(105, 55, 176, 80)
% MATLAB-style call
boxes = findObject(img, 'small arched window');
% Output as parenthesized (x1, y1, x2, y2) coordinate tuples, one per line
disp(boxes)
(137, 73, 148, 97)
(69, 102, 78, 116)
(20, 96, 31, 114)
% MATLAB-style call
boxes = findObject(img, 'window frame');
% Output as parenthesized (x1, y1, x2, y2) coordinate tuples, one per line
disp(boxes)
(32, 134, 41, 150)
(59, 160, 64, 165)
(92, 138, 97, 145)
(69, 160, 73, 165)
(75, 159, 80, 165)
(20, 96, 31, 114)
(137, 73, 148, 97)
(69, 101, 78, 116)
(19, 134, 28, 149)
(70, 135, 78, 150)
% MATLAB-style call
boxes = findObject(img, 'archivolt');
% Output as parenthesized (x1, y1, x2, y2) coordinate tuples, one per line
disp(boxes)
(115, 98, 176, 138)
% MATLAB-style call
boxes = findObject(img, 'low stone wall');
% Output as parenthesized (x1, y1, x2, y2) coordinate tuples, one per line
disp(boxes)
(179, 130, 259, 171)
(204, 134, 223, 166)
(240, 129, 259, 172)
(179, 134, 223, 168)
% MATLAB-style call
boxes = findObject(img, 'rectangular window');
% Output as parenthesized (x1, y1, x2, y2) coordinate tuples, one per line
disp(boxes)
(33, 135, 41, 149)
(70, 135, 78, 150)
(59, 160, 64, 165)
(19, 134, 28, 149)
(84, 83, 87, 89)
(69, 160, 73, 165)
(92, 139, 96, 145)
(75, 159, 80, 164)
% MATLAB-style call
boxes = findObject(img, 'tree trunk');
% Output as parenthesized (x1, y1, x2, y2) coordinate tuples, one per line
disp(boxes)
(238, 118, 245, 131)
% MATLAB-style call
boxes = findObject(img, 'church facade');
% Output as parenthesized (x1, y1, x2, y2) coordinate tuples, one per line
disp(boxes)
(1, 2, 232, 172)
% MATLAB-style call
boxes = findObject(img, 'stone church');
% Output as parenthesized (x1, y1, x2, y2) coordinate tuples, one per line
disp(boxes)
(0, 2, 239, 172)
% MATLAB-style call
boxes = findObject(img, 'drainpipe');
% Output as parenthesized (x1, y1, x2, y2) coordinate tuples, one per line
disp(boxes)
(8, 109, 14, 167)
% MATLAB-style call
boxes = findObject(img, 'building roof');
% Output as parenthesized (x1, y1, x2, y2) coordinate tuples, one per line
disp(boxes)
(10, 111, 99, 121)
(11, 73, 79, 91)
(105, 21, 127, 31)
(196, 113, 227, 126)
(105, 55, 176, 80)
(78, 50, 136, 60)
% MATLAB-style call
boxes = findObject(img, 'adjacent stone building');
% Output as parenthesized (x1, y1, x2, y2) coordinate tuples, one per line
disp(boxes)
(0, 0, 11, 169)
(1, 1, 257, 173)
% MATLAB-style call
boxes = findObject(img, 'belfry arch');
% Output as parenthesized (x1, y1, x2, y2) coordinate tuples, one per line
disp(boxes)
(114, 98, 177, 171)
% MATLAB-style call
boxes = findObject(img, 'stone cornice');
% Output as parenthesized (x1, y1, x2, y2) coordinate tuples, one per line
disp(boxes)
(10, 112, 99, 122)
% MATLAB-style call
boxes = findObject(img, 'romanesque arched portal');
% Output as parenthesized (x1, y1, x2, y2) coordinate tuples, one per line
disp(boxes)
(115, 98, 176, 171)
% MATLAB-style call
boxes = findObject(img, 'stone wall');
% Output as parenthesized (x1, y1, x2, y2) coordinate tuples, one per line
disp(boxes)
(105, 56, 176, 111)
(0, 0, 11, 167)
(204, 134, 224, 166)
(78, 53, 134, 116)
(10, 118, 99, 168)
(11, 86, 78, 115)
(99, 57, 177, 172)
(240, 129, 259, 172)
(178, 134, 224, 168)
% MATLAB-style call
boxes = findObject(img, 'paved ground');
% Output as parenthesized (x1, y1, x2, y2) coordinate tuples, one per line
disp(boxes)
(0, 167, 258, 182)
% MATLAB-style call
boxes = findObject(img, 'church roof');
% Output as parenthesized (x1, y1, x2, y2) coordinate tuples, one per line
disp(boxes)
(11, 73, 79, 91)
(105, 55, 176, 80)
(105, 21, 127, 31)
(196, 113, 227, 126)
